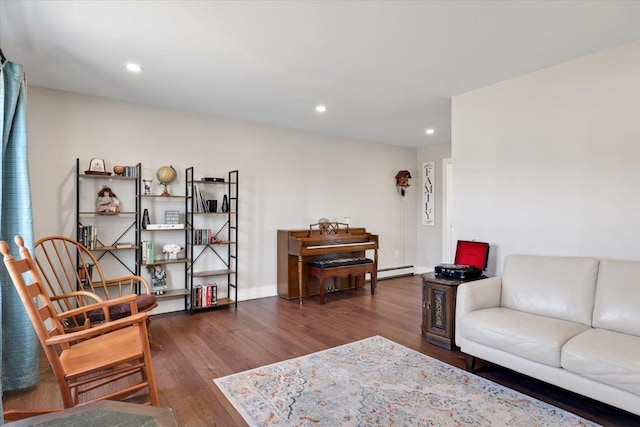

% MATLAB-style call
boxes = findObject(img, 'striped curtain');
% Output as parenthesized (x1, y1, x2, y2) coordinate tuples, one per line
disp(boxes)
(0, 58, 38, 409)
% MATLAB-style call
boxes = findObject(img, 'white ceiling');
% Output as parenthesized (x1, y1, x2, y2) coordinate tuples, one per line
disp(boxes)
(1, 1, 639, 148)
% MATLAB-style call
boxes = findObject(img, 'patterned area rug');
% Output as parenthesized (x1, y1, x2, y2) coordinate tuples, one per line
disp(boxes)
(214, 335, 599, 426)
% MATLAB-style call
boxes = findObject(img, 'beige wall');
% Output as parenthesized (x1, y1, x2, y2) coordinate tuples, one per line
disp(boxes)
(452, 40, 640, 276)
(27, 88, 419, 312)
(416, 143, 451, 271)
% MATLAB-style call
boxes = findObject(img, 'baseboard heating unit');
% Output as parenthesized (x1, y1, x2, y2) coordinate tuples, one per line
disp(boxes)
(377, 265, 415, 280)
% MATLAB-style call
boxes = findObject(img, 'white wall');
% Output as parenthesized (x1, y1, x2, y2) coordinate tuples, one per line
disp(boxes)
(27, 87, 418, 311)
(416, 143, 451, 271)
(452, 40, 640, 276)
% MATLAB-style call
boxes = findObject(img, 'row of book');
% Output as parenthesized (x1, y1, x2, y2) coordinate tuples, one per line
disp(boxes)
(141, 241, 156, 264)
(120, 165, 139, 177)
(193, 283, 217, 308)
(193, 185, 211, 213)
(192, 229, 217, 245)
(78, 224, 98, 249)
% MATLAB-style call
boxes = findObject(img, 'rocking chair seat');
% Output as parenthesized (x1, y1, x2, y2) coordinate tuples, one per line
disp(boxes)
(58, 324, 145, 378)
(88, 294, 158, 323)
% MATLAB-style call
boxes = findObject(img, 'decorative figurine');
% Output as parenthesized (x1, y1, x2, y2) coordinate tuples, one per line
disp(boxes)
(96, 186, 120, 214)
(221, 195, 229, 212)
(143, 179, 152, 195)
(150, 265, 167, 295)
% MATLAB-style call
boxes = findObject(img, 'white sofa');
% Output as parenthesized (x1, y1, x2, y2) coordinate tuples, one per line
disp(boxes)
(455, 254, 640, 416)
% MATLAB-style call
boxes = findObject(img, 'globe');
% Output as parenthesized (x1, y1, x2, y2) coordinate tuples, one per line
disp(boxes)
(156, 165, 177, 196)
(156, 165, 177, 184)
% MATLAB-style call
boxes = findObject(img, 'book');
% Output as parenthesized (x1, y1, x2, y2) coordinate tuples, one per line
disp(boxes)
(195, 185, 207, 212)
(145, 223, 185, 230)
(193, 283, 217, 308)
(141, 241, 155, 264)
(115, 242, 134, 249)
(147, 241, 155, 264)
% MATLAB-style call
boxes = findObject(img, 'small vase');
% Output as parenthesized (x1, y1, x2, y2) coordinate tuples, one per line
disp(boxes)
(142, 209, 150, 229)
(222, 195, 229, 213)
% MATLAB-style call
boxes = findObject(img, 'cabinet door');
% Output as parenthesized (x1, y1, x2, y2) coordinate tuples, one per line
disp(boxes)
(425, 281, 454, 339)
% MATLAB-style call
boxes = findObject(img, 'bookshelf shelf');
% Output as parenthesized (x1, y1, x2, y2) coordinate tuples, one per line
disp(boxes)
(155, 288, 191, 300)
(75, 158, 140, 277)
(189, 268, 234, 278)
(186, 167, 238, 313)
(138, 178, 191, 312)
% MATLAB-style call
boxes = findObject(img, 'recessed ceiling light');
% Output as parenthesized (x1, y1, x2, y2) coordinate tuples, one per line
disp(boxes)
(425, 128, 435, 135)
(315, 105, 327, 114)
(125, 63, 143, 73)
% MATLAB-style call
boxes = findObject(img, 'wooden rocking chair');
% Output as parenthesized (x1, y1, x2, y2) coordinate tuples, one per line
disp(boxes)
(0, 236, 159, 409)
(33, 236, 157, 333)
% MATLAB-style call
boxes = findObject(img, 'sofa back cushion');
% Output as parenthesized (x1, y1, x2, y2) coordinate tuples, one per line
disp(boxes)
(593, 259, 640, 336)
(501, 254, 599, 325)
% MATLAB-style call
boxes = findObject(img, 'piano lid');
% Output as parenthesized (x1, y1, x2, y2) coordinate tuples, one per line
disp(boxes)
(286, 225, 378, 256)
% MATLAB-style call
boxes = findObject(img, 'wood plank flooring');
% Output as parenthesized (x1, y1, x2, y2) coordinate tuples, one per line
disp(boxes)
(3, 276, 639, 426)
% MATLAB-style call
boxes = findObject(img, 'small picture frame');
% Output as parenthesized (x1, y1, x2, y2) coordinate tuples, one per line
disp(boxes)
(89, 158, 106, 172)
(164, 210, 180, 224)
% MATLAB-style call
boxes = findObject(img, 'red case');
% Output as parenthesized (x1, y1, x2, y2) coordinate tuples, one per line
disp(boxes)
(454, 240, 490, 270)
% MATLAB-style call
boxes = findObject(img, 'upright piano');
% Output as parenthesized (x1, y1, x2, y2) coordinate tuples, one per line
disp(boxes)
(277, 226, 379, 301)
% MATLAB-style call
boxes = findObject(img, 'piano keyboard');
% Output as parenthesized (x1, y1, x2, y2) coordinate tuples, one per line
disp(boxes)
(307, 242, 375, 249)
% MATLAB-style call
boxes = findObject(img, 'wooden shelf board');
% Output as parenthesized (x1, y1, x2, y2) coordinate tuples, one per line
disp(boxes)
(141, 258, 190, 266)
(79, 211, 137, 216)
(192, 212, 235, 215)
(189, 269, 234, 278)
(80, 174, 137, 180)
(155, 289, 190, 300)
(191, 241, 233, 246)
(92, 245, 137, 251)
(192, 181, 237, 185)
(140, 195, 188, 199)
(191, 298, 234, 311)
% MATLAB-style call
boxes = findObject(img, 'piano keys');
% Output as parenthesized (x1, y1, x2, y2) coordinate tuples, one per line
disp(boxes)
(277, 227, 379, 302)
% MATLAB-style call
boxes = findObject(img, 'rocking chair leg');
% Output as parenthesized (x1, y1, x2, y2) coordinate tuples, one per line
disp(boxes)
(147, 318, 162, 350)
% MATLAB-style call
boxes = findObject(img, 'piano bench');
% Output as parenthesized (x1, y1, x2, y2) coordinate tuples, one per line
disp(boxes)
(306, 257, 377, 304)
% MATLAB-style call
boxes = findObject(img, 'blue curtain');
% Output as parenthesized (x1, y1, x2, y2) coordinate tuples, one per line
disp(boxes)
(0, 58, 38, 411)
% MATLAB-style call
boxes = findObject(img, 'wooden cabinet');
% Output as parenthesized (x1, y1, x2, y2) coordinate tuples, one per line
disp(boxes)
(421, 272, 488, 349)
(421, 272, 464, 350)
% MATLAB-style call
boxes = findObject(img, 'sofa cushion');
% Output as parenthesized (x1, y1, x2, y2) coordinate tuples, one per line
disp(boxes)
(501, 254, 599, 325)
(459, 307, 591, 367)
(593, 259, 640, 336)
(562, 328, 640, 396)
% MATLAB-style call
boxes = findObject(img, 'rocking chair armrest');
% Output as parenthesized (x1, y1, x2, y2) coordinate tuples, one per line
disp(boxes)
(105, 275, 153, 295)
(57, 294, 138, 325)
(45, 311, 148, 346)
(51, 290, 104, 304)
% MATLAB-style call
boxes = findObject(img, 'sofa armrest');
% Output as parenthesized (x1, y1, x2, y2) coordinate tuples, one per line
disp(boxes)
(455, 276, 502, 344)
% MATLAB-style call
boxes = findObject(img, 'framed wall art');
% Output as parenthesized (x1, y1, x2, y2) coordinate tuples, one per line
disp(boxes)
(422, 162, 435, 226)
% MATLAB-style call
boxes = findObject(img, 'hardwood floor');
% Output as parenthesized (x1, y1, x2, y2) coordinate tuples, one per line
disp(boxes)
(3, 276, 639, 426)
